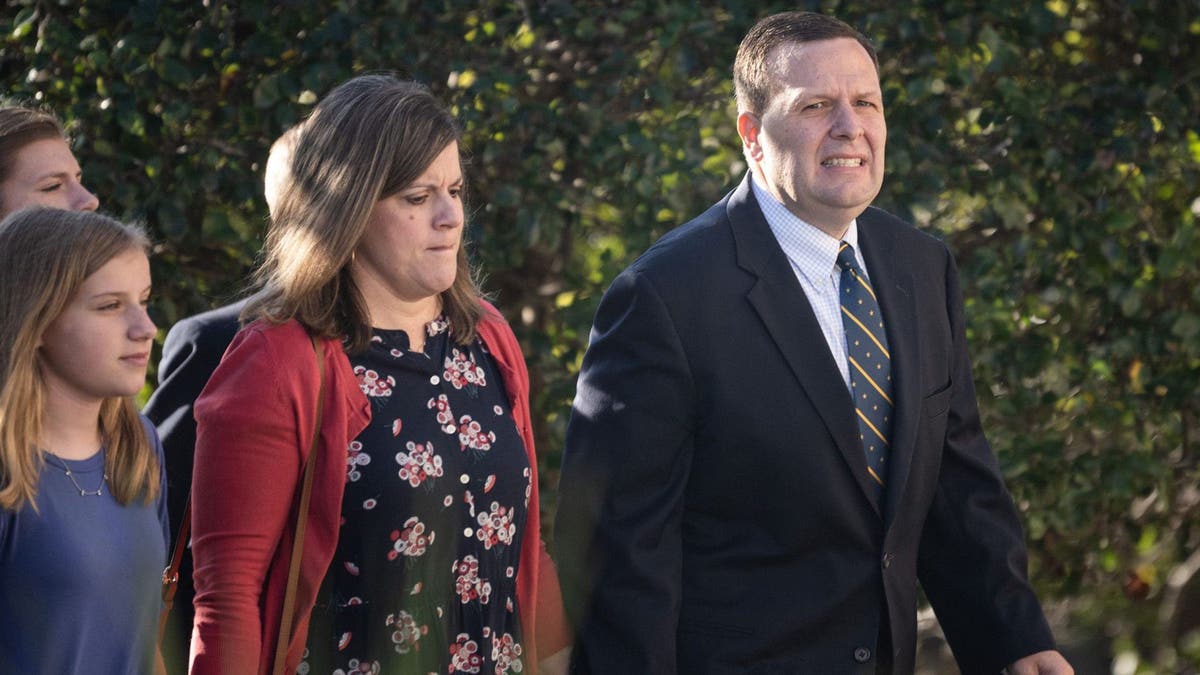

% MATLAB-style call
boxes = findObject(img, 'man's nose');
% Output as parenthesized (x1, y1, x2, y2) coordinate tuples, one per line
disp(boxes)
(72, 183, 99, 212)
(830, 102, 864, 140)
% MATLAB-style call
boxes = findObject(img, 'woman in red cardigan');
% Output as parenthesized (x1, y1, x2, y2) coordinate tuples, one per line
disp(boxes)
(189, 75, 569, 675)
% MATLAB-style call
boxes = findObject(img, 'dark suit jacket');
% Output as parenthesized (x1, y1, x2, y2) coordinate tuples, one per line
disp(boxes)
(554, 175, 1055, 674)
(142, 299, 245, 674)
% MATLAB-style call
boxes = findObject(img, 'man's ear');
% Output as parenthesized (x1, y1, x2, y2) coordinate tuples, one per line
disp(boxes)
(737, 111, 763, 162)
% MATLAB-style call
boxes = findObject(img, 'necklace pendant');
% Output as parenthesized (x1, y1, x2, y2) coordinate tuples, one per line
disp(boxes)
(45, 454, 106, 497)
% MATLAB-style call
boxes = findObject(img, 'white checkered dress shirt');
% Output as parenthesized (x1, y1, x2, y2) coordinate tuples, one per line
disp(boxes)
(750, 175, 873, 392)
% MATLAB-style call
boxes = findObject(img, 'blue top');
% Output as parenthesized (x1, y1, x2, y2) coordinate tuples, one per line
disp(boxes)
(0, 416, 169, 674)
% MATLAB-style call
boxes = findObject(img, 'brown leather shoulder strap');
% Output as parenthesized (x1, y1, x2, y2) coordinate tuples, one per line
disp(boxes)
(158, 497, 191, 643)
(272, 332, 327, 675)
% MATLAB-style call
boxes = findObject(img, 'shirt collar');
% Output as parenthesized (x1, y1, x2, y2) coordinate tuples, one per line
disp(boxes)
(750, 173, 859, 283)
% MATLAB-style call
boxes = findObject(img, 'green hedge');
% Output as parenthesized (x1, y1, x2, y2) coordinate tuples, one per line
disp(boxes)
(5, 0, 1198, 667)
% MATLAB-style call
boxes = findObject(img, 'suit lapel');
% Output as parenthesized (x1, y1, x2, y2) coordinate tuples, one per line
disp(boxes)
(727, 177, 882, 515)
(857, 210, 920, 529)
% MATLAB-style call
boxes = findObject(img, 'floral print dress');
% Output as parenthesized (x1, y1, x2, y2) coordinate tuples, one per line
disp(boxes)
(302, 317, 530, 675)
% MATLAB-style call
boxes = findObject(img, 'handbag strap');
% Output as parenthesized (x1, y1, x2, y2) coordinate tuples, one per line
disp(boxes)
(272, 332, 326, 675)
(158, 496, 192, 644)
(156, 332, 327, 670)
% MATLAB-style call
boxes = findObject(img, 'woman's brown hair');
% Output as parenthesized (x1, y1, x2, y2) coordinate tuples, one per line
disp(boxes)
(243, 75, 482, 353)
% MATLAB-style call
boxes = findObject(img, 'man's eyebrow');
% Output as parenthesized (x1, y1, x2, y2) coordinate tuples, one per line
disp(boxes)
(33, 169, 73, 181)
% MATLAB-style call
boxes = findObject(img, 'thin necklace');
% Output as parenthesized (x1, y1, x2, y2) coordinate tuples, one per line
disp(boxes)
(43, 453, 108, 497)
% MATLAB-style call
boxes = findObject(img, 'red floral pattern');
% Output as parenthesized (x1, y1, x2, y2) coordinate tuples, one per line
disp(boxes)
(457, 415, 496, 452)
(395, 440, 444, 488)
(346, 440, 371, 483)
(314, 319, 526, 673)
(443, 347, 487, 390)
(389, 517, 434, 559)
(355, 365, 396, 398)
(474, 502, 516, 550)
(448, 633, 483, 673)
(386, 610, 427, 655)
(334, 659, 380, 674)
(453, 555, 492, 604)
(490, 633, 524, 674)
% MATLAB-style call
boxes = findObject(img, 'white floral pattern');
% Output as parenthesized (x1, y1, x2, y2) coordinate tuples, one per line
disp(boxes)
(389, 516, 434, 559)
(453, 556, 492, 605)
(387, 610, 427, 654)
(475, 502, 516, 550)
(315, 319, 527, 673)
(355, 366, 396, 397)
(333, 658, 380, 674)
(428, 394, 457, 434)
(490, 633, 524, 674)
(457, 415, 496, 452)
(449, 633, 482, 673)
(444, 347, 487, 390)
(346, 440, 371, 482)
(395, 440, 444, 488)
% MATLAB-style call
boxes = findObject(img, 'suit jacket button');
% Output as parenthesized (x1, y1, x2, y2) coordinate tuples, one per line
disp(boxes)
(882, 552, 894, 569)
(854, 647, 872, 663)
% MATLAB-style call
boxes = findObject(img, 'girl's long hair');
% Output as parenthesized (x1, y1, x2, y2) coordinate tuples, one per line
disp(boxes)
(0, 208, 160, 511)
(243, 75, 483, 353)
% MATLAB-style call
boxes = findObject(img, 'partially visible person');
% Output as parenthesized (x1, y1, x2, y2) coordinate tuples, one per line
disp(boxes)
(0, 207, 167, 673)
(143, 124, 302, 674)
(0, 105, 99, 214)
(189, 75, 569, 675)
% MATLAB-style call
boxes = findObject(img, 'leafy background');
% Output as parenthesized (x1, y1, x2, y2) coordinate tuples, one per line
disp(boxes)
(3, 1, 1198, 671)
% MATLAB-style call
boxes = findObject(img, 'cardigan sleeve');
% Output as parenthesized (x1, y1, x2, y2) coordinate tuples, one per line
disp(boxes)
(478, 302, 571, 666)
(535, 538, 570, 655)
(188, 326, 308, 674)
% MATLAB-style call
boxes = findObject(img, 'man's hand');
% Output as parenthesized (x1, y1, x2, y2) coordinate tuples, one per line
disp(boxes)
(1007, 650, 1074, 675)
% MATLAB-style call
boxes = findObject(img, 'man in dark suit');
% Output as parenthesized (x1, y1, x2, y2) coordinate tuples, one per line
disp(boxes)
(554, 11, 1073, 675)
(143, 126, 298, 673)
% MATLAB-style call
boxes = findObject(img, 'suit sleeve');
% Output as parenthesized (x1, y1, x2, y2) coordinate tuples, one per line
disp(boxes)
(554, 269, 695, 674)
(916, 246, 1056, 672)
(143, 315, 239, 548)
(188, 328, 305, 674)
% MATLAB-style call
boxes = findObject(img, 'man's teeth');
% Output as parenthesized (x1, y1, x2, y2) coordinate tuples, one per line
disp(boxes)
(822, 158, 863, 167)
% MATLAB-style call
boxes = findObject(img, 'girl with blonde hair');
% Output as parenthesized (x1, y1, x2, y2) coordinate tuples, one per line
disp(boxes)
(0, 207, 167, 673)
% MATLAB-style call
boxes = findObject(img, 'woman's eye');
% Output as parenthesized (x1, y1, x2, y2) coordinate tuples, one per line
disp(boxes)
(406, 195, 428, 205)
(39, 183, 63, 193)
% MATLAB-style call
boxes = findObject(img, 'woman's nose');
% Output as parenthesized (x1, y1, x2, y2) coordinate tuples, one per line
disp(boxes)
(435, 193, 464, 229)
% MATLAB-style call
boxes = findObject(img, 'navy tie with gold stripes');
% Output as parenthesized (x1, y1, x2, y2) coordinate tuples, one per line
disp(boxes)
(837, 242, 892, 501)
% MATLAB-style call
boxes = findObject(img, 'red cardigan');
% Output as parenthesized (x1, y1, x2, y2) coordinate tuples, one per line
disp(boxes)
(189, 304, 567, 674)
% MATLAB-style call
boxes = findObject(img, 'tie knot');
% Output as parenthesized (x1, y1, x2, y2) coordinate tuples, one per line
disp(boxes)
(837, 242, 858, 272)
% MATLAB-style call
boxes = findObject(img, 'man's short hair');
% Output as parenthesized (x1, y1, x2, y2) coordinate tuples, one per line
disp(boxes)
(734, 11, 879, 115)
